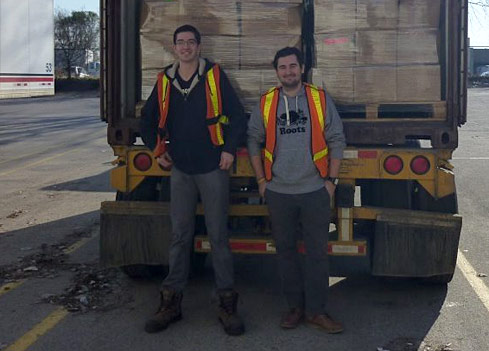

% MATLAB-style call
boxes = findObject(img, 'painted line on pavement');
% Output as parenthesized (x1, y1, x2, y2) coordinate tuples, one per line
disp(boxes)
(5, 307, 69, 351)
(452, 157, 489, 160)
(0, 233, 97, 297)
(457, 250, 489, 313)
(0, 148, 80, 177)
(0, 280, 25, 297)
(2, 233, 99, 349)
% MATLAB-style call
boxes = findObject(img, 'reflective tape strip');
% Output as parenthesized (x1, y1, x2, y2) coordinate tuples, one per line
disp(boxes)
(313, 148, 328, 162)
(343, 150, 359, 159)
(264, 149, 273, 162)
(216, 124, 224, 145)
(309, 87, 325, 130)
(219, 115, 229, 125)
(207, 69, 219, 117)
(340, 208, 351, 241)
(160, 75, 170, 114)
(330, 245, 360, 254)
(262, 90, 275, 127)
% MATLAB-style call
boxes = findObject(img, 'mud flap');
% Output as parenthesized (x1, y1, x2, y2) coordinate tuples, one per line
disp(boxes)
(372, 211, 462, 278)
(100, 201, 171, 268)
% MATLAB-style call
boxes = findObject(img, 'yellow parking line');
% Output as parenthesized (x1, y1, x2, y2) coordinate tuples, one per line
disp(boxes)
(63, 235, 96, 255)
(0, 148, 80, 177)
(0, 280, 25, 297)
(457, 250, 489, 313)
(5, 307, 69, 351)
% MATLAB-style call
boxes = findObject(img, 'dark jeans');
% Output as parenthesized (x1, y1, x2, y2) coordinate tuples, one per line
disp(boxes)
(265, 187, 331, 315)
(162, 166, 234, 292)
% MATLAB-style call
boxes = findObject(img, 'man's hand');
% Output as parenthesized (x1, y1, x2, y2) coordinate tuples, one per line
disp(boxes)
(324, 180, 336, 198)
(258, 182, 266, 198)
(219, 151, 234, 170)
(157, 152, 173, 170)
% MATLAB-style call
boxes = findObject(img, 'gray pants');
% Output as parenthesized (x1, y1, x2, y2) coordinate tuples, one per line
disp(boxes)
(162, 166, 234, 292)
(265, 188, 331, 315)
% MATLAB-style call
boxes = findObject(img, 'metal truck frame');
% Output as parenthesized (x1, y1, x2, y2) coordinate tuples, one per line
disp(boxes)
(99, 0, 467, 283)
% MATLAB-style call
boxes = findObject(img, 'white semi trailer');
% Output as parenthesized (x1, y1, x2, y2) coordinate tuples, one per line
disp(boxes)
(0, 0, 54, 99)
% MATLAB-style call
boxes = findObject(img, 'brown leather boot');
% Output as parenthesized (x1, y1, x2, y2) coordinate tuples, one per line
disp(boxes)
(218, 290, 245, 336)
(144, 287, 183, 333)
(280, 308, 304, 329)
(306, 313, 344, 334)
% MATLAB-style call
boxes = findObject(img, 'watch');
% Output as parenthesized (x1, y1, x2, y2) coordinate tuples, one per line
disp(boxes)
(325, 176, 339, 185)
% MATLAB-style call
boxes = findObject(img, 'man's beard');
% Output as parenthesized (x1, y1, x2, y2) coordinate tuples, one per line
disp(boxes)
(280, 76, 301, 89)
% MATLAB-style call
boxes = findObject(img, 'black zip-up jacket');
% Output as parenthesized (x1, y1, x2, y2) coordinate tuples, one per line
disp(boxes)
(140, 58, 246, 174)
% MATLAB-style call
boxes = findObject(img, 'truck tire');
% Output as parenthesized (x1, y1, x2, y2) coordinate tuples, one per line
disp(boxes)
(121, 264, 168, 279)
(421, 273, 454, 284)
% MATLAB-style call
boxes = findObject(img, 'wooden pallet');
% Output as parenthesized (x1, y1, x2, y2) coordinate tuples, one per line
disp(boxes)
(337, 101, 446, 120)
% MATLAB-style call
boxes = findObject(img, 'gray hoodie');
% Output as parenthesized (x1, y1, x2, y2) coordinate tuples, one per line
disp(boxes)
(247, 86, 346, 195)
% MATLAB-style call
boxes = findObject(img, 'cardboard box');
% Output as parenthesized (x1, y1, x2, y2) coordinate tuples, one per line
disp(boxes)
(356, 30, 397, 66)
(141, 0, 302, 36)
(315, 33, 356, 68)
(141, 33, 301, 70)
(314, 0, 356, 33)
(312, 68, 354, 103)
(227, 69, 279, 112)
(397, 65, 441, 102)
(399, 0, 441, 28)
(356, 0, 399, 30)
(354, 66, 397, 103)
(398, 29, 439, 65)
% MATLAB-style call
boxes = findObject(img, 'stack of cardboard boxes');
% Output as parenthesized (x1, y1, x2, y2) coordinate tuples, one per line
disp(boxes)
(140, 0, 303, 112)
(312, 0, 442, 104)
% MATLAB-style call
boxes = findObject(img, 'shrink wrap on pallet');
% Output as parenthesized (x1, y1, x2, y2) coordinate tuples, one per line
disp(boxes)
(399, 0, 441, 28)
(354, 66, 397, 103)
(226, 69, 279, 112)
(356, 0, 399, 30)
(397, 29, 439, 64)
(140, 0, 302, 111)
(311, 68, 354, 103)
(314, 33, 356, 68)
(314, 0, 356, 33)
(397, 65, 441, 102)
(141, 33, 301, 70)
(141, 0, 302, 36)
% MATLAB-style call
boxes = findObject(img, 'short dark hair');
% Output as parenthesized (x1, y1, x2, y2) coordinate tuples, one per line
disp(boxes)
(272, 47, 304, 70)
(173, 24, 201, 45)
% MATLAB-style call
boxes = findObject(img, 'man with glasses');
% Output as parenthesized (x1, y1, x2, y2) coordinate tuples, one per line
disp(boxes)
(140, 24, 246, 336)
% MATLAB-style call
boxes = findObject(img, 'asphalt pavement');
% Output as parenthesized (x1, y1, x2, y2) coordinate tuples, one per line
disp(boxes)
(0, 90, 488, 351)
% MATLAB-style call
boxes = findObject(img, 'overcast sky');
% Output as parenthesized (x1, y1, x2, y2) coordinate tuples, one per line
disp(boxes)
(53, 0, 489, 47)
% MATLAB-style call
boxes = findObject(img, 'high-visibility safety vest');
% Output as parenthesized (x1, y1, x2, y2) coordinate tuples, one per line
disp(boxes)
(153, 64, 227, 158)
(260, 83, 329, 181)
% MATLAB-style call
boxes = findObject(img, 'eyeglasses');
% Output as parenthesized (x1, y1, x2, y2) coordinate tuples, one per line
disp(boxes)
(175, 39, 198, 47)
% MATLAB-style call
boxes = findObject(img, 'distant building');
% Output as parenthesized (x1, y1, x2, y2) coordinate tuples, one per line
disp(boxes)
(468, 47, 489, 76)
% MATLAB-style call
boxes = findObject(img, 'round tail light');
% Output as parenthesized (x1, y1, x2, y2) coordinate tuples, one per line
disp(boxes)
(134, 153, 152, 171)
(410, 156, 430, 175)
(384, 155, 403, 175)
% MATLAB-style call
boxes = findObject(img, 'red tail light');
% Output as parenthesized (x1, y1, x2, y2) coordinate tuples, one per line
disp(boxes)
(134, 153, 152, 171)
(410, 156, 430, 175)
(384, 155, 403, 175)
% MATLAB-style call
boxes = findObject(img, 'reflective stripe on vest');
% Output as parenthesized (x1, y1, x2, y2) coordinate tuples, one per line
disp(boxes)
(260, 84, 329, 181)
(154, 72, 171, 157)
(205, 64, 225, 146)
(154, 65, 226, 158)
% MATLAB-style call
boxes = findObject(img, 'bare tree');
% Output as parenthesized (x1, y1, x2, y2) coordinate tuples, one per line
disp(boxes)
(54, 10, 99, 78)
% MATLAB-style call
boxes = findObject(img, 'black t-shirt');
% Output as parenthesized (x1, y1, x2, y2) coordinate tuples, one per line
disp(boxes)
(175, 70, 198, 96)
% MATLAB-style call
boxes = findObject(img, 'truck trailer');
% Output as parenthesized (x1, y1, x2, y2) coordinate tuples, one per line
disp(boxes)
(0, 0, 55, 99)
(100, 0, 467, 283)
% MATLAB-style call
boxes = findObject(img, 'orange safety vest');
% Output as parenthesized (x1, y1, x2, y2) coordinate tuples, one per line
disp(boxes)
(260, 83, 329, 181)
(153, 64, 227, 158)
